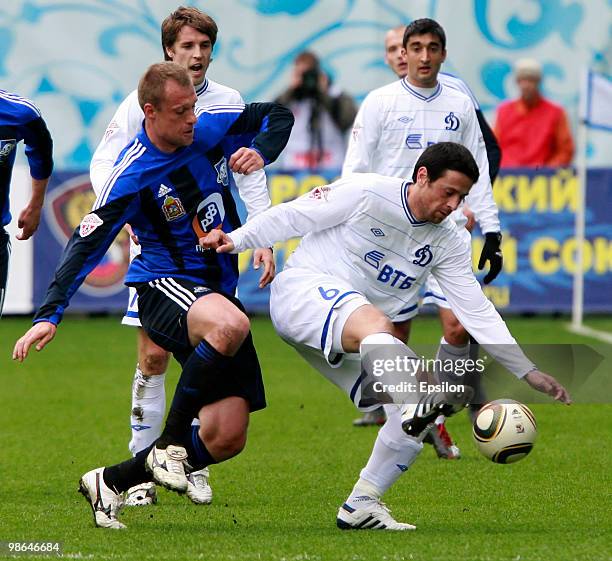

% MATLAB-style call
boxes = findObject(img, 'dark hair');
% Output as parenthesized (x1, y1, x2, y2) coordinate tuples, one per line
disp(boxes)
(411, 142, 479, 184)
(403, 18, 446, 50)
(294, 50, 320, 72)
(161, 6, 218, 60)
(138, 62, 192, 110)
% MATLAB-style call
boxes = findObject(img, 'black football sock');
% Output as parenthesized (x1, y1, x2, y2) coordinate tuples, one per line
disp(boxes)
(179, 425, 219, 470)
(103, 445, 153, 493)
(157, 340, 230, 449)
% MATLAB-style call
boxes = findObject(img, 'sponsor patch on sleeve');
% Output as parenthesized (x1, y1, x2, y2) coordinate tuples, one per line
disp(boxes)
(103, 121, 119, 141)
(79, 213, 104, 237)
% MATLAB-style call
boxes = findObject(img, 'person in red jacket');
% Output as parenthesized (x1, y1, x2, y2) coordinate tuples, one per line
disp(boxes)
(495, 59, 574, 168)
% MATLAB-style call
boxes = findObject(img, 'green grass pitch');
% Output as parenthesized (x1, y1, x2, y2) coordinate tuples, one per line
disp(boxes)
(0, 315, 611, 561)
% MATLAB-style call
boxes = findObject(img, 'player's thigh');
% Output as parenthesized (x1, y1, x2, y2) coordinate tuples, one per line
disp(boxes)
(270, 267, 369, 360)
(186, 292, 249, 348)
(134, 278, 213, 355)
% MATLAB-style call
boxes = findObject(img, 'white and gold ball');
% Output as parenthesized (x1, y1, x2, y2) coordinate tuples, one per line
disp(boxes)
(472, 399, 537, 464)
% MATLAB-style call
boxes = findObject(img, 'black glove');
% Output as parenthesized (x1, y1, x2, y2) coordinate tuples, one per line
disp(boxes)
(478, 232, 503, 284)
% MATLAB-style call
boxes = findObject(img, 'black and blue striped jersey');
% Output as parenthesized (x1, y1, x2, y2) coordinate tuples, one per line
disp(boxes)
(0, 90, 53, 226)
(34, 102, 293, 325)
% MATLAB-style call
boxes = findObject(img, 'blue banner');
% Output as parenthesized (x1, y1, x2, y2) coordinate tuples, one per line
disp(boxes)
(33, 168, 612, 314)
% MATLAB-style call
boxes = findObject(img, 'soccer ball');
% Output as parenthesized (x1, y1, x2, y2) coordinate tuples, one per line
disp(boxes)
(472, 399, 537, 464)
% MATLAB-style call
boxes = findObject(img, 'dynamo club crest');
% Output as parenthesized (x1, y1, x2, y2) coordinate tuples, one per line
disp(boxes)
(413, 245, 433, 266)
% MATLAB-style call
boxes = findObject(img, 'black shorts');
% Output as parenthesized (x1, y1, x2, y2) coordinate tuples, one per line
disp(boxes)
(133, 277, 266, 412)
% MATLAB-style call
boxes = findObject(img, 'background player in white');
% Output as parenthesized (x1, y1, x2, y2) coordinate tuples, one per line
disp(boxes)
(90, 7, 274, 507)
(343, 19, 503, 457)
(200, 142, 570, 530)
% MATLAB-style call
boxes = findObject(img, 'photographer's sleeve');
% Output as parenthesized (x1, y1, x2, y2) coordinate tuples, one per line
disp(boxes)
(325, 92, 358, 132)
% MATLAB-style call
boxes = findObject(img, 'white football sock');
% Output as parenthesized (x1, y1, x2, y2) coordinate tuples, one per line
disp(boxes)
(128, 366, 166, 456)
(346, 407, 423, 506)
(359, 332, 397, 349)
(435, 336, 470, 380)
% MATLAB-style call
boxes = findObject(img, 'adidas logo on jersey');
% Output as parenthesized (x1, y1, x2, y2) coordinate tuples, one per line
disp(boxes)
(157, 184, 172, 198)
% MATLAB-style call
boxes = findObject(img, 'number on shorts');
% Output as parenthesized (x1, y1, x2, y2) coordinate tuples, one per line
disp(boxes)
(318, 286, 340, 300)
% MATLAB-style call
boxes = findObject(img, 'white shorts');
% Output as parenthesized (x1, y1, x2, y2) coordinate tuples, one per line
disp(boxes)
(270, 267, 404, 411)
(421, 274, 451, 309)
(121, 238, 142, 327)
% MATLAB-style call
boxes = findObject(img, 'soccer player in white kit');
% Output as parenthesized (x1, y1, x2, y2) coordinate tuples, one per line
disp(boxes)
(90, 7, 274, 507)
(344, 19, 503, 457)
(200, 142, 570, 530)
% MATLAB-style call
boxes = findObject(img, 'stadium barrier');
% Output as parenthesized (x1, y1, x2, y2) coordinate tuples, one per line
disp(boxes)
(5, 167, 611, 315)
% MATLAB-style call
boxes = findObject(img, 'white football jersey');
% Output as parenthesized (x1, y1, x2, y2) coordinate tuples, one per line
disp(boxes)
(229, 174, 533, 378)
(342, 78, 499, 234)
(90, 78, 270, 219)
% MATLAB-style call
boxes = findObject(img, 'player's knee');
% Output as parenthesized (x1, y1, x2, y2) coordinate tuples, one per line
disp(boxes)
(370, 315, 395, 336)
(140, 347, 170, 375)
(443, 320, 469, 346)
(214, 310, 250, 353)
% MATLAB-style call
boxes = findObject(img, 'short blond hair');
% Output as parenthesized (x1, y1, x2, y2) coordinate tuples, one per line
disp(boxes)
(138, 62, 192, 109)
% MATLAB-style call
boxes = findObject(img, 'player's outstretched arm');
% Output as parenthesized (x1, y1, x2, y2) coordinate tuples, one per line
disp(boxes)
(13, 322, 57, 362)
(524, 370, 571, 404)
(199, 230, 235, 253)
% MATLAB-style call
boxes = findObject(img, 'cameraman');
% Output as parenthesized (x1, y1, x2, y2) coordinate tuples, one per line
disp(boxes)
(274, 51, 357, 170)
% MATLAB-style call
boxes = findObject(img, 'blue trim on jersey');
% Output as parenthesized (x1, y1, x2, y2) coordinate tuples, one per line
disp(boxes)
(400, 79, 442, 102)
(397, 303, 418, 315)
(195, 78, 209, 97)
(320, 290, 360, 353)
(125, 310, 139, 318)
(0, 89, 41, 116)
(423, 291, 447, 301)
(400, 182, 428, 226)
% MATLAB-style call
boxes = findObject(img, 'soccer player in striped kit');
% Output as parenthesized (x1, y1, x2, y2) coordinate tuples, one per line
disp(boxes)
(90, 7, 274, 506)
(14, 62, 294, 529)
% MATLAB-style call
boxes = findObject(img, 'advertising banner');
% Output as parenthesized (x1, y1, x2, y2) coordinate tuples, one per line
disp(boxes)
(32, 168, 611, 315)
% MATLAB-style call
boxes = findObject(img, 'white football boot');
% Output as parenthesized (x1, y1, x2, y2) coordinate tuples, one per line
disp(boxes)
(78, 468, 126, 529)
(124, 481, 157, 506)
(145, 445, 188, 493)
(186, 467, 213, 505)
(337, 499, 416, 531)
